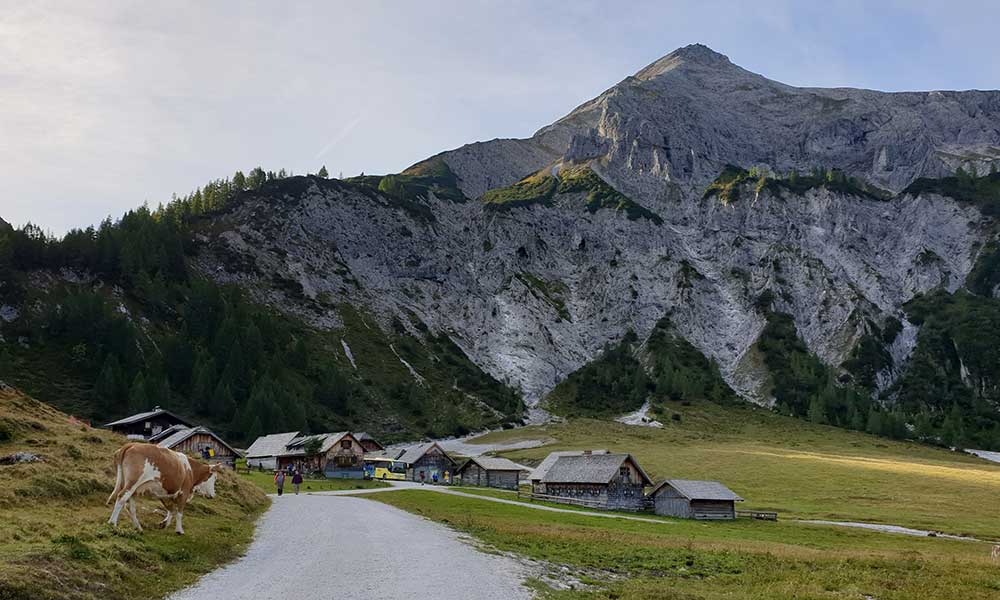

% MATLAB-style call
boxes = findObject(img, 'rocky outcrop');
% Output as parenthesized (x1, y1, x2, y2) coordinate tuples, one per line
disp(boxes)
(193, 44, 999, 407)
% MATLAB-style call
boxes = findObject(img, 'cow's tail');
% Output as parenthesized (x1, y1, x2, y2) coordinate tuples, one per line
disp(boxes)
(106, 445, 128, 505)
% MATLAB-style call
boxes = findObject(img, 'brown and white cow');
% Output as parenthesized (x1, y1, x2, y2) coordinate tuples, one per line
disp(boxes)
(106, 443, 221, 534)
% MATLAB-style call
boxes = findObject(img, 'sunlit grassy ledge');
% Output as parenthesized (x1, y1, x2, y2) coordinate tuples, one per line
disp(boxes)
(0, 387, 269, 600)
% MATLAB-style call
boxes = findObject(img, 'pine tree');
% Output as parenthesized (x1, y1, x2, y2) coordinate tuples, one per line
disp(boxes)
(95, 354, 125, 415)
(807, 394, 827, 424)
(128, 373, 148, 413)
(865, 408, 882, 436)
(317, 165, 329, 178)
(211, 383, 236, 422)
(191, 351, 217, 415)
(246, 416, 263, 444)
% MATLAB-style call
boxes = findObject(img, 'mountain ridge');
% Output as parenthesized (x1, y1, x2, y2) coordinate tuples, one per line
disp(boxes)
(3, 44, 1000, 449)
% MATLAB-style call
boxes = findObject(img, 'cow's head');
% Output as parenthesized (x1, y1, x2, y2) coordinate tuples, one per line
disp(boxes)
(193, 464, 222, 498)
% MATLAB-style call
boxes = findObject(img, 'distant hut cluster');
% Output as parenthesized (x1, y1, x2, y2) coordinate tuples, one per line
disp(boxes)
(527, 449, 748, 520)
(105, 407, 238, 467)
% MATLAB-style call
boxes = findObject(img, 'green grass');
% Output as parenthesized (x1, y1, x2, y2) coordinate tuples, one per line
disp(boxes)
(0, 387, 269, 600)
(482, 171, 559, 209)
(704, 165, 891, 204)
(480, 163, 662, 223)
(369, 488, 1000, 599)
(469, 402, 1000, 540)
(237, 468, 388, 494)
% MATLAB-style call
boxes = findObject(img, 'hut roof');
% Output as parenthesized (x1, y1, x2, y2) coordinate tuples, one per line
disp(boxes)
(354, 431, 385, 450)
(529, 449, 609, 481)
(148, 424, 189, 443)
(104, 407, 193, 428)
(458, 456, 525, 473)
(282, 432, 352, 457)
(245, 431, 300, 458)
(156, 426, 240, 456)
(541, 453, 652, 485)
(650, 479, 743, 501)
(396, 442, 454, 466)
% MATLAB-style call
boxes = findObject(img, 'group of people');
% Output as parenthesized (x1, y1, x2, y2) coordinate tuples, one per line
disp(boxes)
(273, 469, 304, 496)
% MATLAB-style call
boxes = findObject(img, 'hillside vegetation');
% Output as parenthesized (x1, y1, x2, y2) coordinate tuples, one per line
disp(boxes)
(0, 172, 525, 445)
(0, 384, 268, 600)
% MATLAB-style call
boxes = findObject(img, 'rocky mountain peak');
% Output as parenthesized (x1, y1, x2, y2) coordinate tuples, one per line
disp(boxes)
(632, 43, 734, 80)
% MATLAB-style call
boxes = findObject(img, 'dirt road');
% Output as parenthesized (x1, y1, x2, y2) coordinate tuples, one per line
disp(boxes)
(168, 494, 531, 600)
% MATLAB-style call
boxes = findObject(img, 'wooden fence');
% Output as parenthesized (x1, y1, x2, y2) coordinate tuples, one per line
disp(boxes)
(736, 509, 779, 521)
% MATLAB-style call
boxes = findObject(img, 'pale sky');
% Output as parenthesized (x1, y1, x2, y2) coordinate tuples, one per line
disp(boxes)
(3, 1, 1000, 234)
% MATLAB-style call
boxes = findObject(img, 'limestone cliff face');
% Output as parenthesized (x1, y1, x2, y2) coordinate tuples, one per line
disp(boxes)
(193, 45, 1000, 407)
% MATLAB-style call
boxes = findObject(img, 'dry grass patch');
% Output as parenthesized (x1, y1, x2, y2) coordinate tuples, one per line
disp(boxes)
(0, 385, 268, 600)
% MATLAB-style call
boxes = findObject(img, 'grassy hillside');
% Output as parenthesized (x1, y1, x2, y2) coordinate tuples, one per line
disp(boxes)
(475, 401, 1000, 539)
(0, 384, 268, 600)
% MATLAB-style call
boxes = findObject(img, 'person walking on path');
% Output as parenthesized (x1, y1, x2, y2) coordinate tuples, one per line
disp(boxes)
(274, 470, 286, 496)
(292, 470, 303, 495)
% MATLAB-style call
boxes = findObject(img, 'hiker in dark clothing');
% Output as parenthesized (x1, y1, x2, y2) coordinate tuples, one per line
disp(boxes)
(292, 470, 303, 495)
(274, 470, 286, 496)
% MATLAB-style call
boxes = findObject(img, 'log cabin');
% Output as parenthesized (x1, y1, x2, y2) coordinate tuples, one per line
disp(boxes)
(396, 442, 457, 483)
(535, 452, 652, 510)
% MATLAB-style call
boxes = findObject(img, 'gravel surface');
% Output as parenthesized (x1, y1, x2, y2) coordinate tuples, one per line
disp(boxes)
(168, 494, 531, 600)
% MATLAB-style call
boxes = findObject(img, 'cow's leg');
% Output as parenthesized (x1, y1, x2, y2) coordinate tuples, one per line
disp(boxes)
(106, 462, 124, 506)
(174, 511, 184, 535)
(128, 498, 143, 531)
(108, 475, 154, 527)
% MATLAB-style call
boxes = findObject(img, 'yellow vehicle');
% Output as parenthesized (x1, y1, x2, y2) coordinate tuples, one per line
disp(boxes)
(364, 457, 407, 481)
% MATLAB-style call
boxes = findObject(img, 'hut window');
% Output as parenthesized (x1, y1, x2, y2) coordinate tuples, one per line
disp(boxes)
(619, 466, 630, 481)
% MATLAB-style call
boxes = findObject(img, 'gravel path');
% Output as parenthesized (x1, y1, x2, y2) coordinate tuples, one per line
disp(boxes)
(168, 494, 531, 600)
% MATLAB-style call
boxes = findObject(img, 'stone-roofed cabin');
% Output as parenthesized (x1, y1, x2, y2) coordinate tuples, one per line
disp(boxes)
(456, 456, 524, 490)
(104, 407, 193, 440)
(649, 479, 743, 519)
(536, 452, 652, 510)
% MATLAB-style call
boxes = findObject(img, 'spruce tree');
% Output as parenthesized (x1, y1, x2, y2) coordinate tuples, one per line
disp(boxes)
(317, 165, 329, 178)
(807, 394, 827, 424)
(128, 373, 148, 413)
(211, 382, 236, 421)
(95, 354, 125, 415)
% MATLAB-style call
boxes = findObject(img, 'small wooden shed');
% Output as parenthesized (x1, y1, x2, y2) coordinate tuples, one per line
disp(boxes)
(154, 426, 239, 467)
(648, 479, 743, 520)
(456, 456, 523, 490)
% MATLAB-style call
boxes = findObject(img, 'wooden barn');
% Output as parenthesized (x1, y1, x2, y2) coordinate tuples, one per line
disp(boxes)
(153, 426, 239, 467)
(456, 456, 523, 490)
(396, 442, 457, 483)
(648, 479, 743, 520)
(529, 449, 609, 494)
(536, 452, 651, 510)
(354, 432, 385, 453)
(105, 407, 192, 440)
